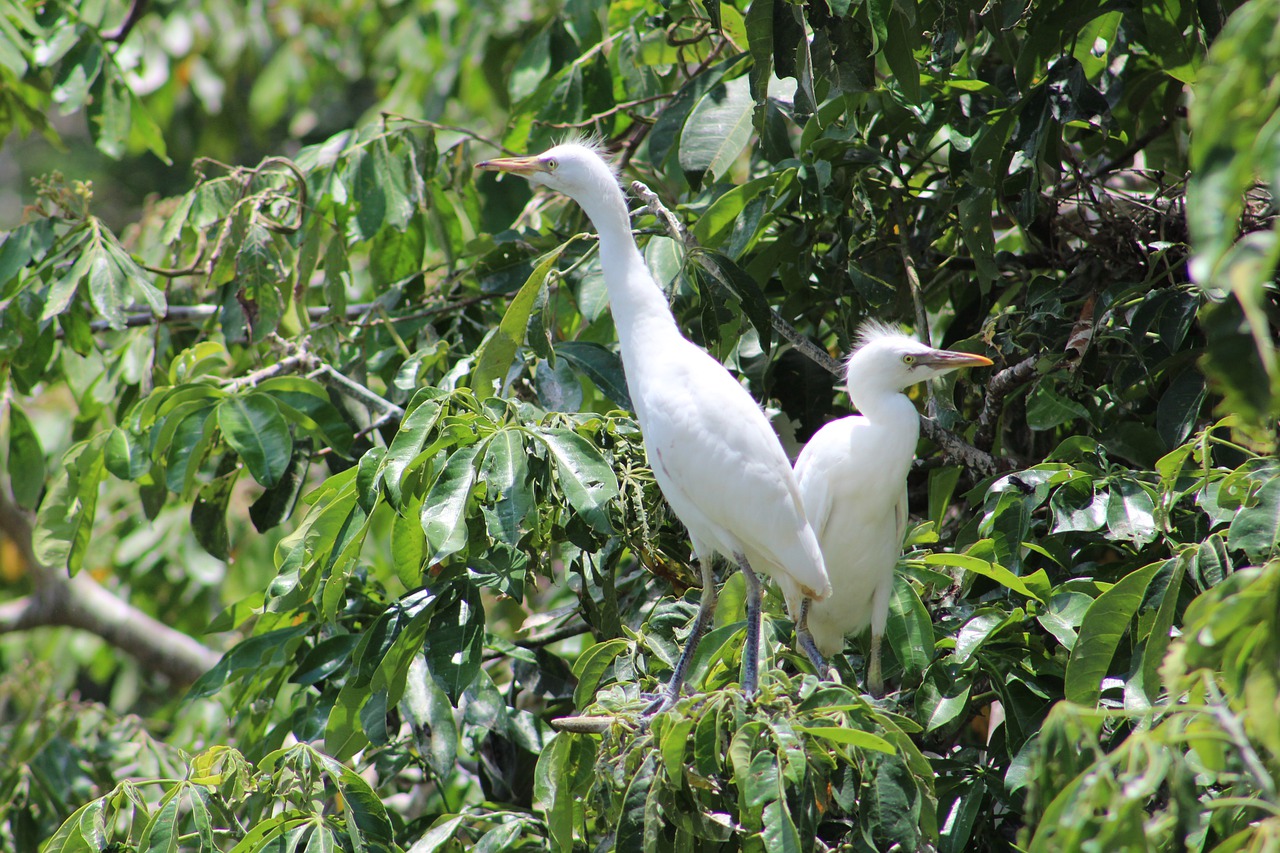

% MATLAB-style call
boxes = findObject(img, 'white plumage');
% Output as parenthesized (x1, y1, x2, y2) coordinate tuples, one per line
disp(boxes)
(792, 321, 991, 696)
(477, 142, 829, 711)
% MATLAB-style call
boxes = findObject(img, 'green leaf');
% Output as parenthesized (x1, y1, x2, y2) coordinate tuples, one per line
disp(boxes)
(554, 341, 632, 409)
(32, 434, 108, 574)
(1026, 384, 1090, 430)
(885, 575, 933, 677)
(572, 638, 629, 708)
(761, 798, 802, 853)
(1141, 556, 1186, 701)
(689, 248, 774, 353)
(137, 787, 181, 853)
(534, 735, 574, 851)
(1227, 474, 1280, 559)
(1064, 560, 1163, 706)
(479, 429, 534, 547)
(615, 753, 658, 853)
(87, 70, 131, 159)
(883, 9, 920, 103)
(6, 404, 44, 510)
(380, 396, 443, 508)
(191, 462, 238, 559)
(86, 241, 127, 330)
(1105, 478, 1158, 545)
(924, 551, 1047, 602)
(217, 393, 293, 487)
(472, 247, 563, 396)
(321, 755, 397, 850)
(679, 75, 754, 183)
(536, 427, 619, 534)
(369, 216, 426, 288)
(797, 725, 896, 754)
(420, 443, 481, 563)
(421, 581, 484, 702)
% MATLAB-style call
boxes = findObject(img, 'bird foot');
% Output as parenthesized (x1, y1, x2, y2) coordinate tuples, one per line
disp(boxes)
(640, 690, 678, 718)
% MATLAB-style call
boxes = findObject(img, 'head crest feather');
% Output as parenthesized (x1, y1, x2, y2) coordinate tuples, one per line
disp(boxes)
(853, 319, 916, 352)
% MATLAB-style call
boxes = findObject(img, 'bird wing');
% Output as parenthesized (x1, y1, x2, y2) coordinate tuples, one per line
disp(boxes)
(634, 342, 829, 599)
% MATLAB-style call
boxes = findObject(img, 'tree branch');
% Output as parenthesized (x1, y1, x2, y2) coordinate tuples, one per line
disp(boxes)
(0, 491, 222, 685)
(974, 356, 1038, 453)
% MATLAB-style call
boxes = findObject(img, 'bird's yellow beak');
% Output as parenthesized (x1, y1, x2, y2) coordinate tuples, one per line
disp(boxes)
(475, 155, 548, 176)
(921, 349, 994, 370)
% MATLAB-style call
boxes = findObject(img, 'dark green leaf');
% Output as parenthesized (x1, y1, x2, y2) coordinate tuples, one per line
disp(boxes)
(421, 581, 484, 702)
(6, 404, 44, 509)
(217, 394, 293, 487)
(1227, 474, 1280, 559)
(554, 341, 632, 410)
(690, 248, 774, 353)
(1064, 560, 1163, 706)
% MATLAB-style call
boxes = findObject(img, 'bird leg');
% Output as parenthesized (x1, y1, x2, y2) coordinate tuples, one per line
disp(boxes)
(642, 556, 719, 716)
(738, 553, 763, 700)
(796, 598, 835, 680)
(867, 578, 894, 698)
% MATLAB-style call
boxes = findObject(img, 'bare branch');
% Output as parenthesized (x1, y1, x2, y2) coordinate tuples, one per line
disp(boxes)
(0, 492, 222, 685)
(974, 356, 1038, 454)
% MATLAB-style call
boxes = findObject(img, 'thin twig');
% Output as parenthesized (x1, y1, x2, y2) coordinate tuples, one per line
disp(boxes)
(540, 94, 676, 130)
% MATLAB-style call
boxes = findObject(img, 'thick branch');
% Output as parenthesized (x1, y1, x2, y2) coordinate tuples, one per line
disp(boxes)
(974, 356, 1038, 453)
(0, 492, 221, 685)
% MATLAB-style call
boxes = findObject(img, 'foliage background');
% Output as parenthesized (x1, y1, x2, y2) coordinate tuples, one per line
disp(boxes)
(1, 0, 1278, 850)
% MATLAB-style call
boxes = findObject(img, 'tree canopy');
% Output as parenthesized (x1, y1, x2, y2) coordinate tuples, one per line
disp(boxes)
(1, 0, 1278, 850)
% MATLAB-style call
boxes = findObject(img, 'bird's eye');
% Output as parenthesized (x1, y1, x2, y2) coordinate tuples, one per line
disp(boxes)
(902, 354, 916, 365)
(545, 158, 558, 171)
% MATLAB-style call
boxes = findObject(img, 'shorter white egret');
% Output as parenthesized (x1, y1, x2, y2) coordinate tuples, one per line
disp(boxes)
(476, 142, 829, 713)
(792, 322, 991, 696)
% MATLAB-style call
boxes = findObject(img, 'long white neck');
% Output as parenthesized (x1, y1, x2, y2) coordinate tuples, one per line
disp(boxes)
(850, 387, 922, 445)
(574, 183, 681, 358)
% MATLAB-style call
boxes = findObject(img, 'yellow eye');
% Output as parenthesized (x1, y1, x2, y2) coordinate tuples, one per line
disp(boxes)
(545, 158, 558, 171)
(902, 354, 916, 365)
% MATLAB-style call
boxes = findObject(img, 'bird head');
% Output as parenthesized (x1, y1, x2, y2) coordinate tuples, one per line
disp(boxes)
(475, 140, 620, 202)
(845, 321, 993, 399)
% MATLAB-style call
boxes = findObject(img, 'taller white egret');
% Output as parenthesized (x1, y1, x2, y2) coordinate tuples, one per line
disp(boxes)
(476, 142, 829, 712)
(792, 322, 991, 696)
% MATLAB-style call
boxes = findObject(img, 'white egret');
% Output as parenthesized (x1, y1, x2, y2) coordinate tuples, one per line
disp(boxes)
(792, 322, 991, 696)
(476, 142, 829, 712)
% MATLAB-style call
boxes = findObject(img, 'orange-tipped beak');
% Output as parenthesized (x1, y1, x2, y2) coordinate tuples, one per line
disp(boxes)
(920, 349, 994, 370)
(475, 155, 547, 176)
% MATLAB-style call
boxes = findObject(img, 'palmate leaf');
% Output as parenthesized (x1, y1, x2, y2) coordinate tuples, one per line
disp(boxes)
(535, 427, 619, 534)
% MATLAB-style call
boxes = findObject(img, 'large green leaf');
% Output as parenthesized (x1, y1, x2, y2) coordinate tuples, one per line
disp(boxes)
(421, 581, 485, 703)
(536, 427, 619, 534)
(1064, 560, 1163, 706)
(1227, 474, 1280, 559)
(420, 443, 482, 563)
(478, 429, 534, 547)
(32, 433, 108, 574)
(472, 247, 564, 397)
(6, 404, 44, 510)
(554, 341, 632, 410)
(217, 393, 293, 488)
(678, 75, 754, 183)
